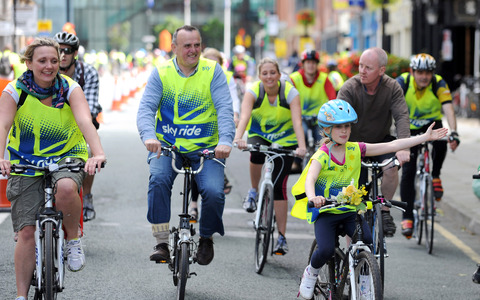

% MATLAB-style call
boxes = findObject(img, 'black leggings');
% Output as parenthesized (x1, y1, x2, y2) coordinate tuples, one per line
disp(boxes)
(400, 121, 447, 220)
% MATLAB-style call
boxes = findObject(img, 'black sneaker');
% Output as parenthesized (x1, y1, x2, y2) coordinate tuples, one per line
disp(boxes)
(382, 210, 396, 237)
(473, 264, 480, 284)
(150, 243, 170, 263)
(196, 237, 214, 265)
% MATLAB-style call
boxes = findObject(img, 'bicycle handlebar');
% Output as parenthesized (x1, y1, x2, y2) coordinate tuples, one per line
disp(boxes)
(151, 145, 216, 175)
(11, 160, 106, 174)
(236, 143, 297, 156)
(361, 156, 399, 169)
(307, 196, 407, 211)
(473, 174, 480, 179)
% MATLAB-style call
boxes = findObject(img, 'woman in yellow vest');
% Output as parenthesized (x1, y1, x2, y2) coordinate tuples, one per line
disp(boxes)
(234, 57, 307, 255)
(0, 37, 106, 300)
(292, 100, 447, 299)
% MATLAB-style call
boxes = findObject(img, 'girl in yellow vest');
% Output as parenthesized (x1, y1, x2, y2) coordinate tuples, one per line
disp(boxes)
(0, 37, 106, 300)
(293, 100, 447, 299)
(234, 57, 307, 255)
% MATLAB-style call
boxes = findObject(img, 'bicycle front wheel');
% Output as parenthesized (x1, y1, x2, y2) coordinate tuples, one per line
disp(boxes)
(414, 175, 425, 245)
(352, 251, 383, 300)
(372, 204, 385, 290)
(254, 184, 274, 274)
(176, 242, 189, 300)
(44, 222, 56, 300)
(423, 176, 435, 254)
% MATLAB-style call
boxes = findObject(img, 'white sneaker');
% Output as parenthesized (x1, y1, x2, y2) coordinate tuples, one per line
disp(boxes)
(15, 297, 26, 300)
(299, 265, 318, 299)
(66, 239, 85, 272)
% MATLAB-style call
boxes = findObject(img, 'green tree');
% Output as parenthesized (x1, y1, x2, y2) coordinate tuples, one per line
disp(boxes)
(201, 18, 224, 50)
(108, 21, 131, 52)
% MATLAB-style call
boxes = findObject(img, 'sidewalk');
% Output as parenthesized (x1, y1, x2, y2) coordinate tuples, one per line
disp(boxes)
(436, 117, 480, 236)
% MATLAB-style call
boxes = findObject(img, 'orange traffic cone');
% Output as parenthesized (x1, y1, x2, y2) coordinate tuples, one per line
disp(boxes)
(110, 76, 122, 111)
(0, 176, 11, 212)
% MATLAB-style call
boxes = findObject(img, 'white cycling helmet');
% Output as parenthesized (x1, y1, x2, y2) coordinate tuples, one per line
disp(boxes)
(410, 53, 436, 71)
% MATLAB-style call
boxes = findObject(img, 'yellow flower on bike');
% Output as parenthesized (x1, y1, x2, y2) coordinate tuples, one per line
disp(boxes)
(335, 180, 367, 213)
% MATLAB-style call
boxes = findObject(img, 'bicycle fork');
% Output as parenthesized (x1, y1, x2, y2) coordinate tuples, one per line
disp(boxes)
(253, 161, 273, 230)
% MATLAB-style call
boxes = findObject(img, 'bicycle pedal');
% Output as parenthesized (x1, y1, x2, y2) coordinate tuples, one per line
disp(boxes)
(154, 259, 170, 264)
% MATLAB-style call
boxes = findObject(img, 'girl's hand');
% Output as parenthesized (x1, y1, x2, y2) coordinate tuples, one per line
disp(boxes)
(425, 122, 448, 141)
(309, 196, 326, 208)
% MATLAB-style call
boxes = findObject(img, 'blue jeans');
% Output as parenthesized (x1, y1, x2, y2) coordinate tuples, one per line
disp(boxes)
(147, 146, 226, 237)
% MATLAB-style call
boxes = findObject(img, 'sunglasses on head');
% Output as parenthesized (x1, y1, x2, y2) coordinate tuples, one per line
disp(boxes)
(59, 48, 75, 55)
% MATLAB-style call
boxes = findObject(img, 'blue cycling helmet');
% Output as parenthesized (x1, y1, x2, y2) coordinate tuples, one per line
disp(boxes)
(317, 99, 358, 129)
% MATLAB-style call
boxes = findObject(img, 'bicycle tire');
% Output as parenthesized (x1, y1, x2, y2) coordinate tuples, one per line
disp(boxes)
(424, 176, 435, 254)
(414, 175, 425, 245)
(176, 242, 189, 300)
(372, 204, 385, 290)
(352, 251, 383, 300)
(254, 184, 274, 274)
(172, 231, 179, 287)
(44, 222, 55, 300)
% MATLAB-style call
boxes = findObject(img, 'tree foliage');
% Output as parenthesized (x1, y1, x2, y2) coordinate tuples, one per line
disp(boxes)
(201, 18, 224, 51)
(108, 21, 131, 52)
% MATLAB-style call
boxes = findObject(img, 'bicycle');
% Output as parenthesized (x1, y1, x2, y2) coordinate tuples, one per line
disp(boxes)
(306, 198, 383, 300)
(239, 143, 295, 274)
(361, 157, 406, 289)
(148, 145, 220, 300)
(10, 159, 87, 300)
(301, 115, 319, 167)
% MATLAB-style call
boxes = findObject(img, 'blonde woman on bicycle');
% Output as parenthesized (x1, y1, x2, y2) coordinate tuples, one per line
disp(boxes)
(234, 57, 306, 255)
(292, 100, 447, 299)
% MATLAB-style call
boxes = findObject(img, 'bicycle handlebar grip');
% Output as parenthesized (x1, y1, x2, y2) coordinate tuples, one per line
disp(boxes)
(389, 200, 407, 209)
(473, 174, 480, 179)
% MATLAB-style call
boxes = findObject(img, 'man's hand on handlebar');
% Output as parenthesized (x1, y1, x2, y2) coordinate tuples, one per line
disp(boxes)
(233, 138, 246, 150)
(395, 149, 410, 166)
(214, 144, 231, 159)
(295, 146, 307, 159)
(144, 138, 163, 158)
(0, 158, 12, 177)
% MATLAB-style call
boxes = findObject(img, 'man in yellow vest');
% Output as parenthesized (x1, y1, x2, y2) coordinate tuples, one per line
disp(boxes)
(137, 25, 235, 266)
(289, 50, 336, 172)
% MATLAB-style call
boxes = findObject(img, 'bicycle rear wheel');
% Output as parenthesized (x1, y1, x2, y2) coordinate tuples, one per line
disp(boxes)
(176, 242, 189, 300)
(44, 222, 56, 300)
(352, 251, 383, 300)
(254, 184, 274, 274)
(423, 176, 435, 254)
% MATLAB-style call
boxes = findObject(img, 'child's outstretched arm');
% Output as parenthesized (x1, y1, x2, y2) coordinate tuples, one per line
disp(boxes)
(365, 122, 448, 157)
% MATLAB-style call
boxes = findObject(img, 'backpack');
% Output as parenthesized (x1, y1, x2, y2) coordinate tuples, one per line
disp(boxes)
(253, 80, 290, 110)
(0, 53, 11, 76)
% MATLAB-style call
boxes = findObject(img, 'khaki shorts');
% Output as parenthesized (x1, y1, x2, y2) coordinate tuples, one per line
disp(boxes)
(7, 159, 85, 232)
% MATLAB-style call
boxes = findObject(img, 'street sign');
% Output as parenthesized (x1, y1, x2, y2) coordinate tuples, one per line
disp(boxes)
(15, 4, 38, 36)
(37, 20, 52, 33)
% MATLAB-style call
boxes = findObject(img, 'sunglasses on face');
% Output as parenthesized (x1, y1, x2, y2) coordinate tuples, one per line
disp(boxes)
(59, 48, 75, 55)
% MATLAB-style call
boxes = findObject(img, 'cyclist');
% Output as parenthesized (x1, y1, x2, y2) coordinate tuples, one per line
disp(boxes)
(234, 57, 307, 255)
(229, 45, 256, 83)
(0, 37, 106, 300)
(337, 47, 411, 237)
(188, 47, 240, 220)
(291, 100, 447, 299)
(326, 59, 345, 93)
(396, 53, 460, 238)
(289, 50, 336, 173)
(53, 31, 103, 222)
(136, 25, 235, 266)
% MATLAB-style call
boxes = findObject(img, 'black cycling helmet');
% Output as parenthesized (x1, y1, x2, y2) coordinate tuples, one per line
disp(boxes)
(301, 50, 320, 63)
(53, 32, 80, 50)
